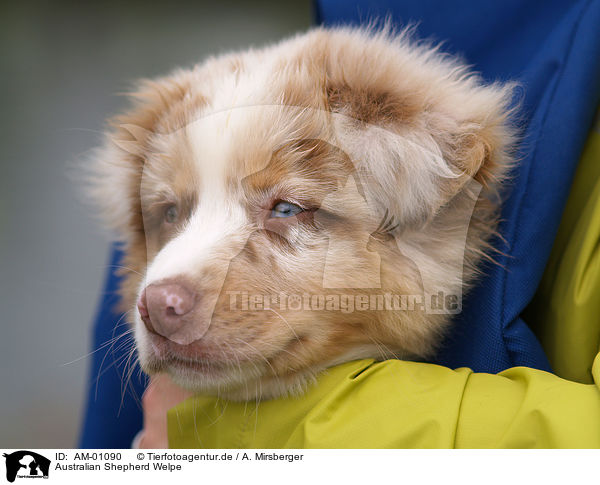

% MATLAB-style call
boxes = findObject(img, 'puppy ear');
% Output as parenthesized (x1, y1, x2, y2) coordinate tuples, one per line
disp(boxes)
(426, 85, 517, 201)
(84, 73, 196, 239)
(320, 29, 516, 227)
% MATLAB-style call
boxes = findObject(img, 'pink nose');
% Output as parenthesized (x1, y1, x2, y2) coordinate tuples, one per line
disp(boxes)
(137, 281, 197, 343)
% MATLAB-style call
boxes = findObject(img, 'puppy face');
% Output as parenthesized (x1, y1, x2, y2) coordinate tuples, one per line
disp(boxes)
(88, 28, 515, 399)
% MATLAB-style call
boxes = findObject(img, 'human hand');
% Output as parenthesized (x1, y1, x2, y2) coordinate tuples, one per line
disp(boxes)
(135, 373, 194, 448)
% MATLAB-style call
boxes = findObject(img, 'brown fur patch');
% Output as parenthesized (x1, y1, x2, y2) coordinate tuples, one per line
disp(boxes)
(326, 83, 420, 125)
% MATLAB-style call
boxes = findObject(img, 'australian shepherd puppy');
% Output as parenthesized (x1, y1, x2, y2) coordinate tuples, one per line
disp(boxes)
(86, 27, 515, 400)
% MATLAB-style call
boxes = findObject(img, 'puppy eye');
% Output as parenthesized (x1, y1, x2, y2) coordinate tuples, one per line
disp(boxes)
(164, 205, 178, 223)
(270, 201, 303, 218)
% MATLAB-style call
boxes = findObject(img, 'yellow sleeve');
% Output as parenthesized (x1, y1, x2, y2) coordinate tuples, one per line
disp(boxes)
(455, 354, 600, 447)
(168, 356, 600, 448)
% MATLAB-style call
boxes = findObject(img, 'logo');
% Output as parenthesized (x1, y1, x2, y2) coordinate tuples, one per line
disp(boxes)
(3, 451, 50, 482)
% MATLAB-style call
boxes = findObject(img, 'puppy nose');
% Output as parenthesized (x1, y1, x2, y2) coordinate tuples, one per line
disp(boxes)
(138, 281, 196, 341)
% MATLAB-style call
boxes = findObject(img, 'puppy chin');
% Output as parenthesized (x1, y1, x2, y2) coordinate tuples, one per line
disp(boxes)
(133, 316, 267, 398)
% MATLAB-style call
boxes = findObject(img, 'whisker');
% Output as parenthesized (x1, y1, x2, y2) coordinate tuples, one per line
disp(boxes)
(118, 344, 141, 414)
(234, 338, 277, 377)
(90, 347, 133, 402)
(105, 264, 145, 278)
(93, 321, 137, 401)
(266, 308, 304, 348)
(363, 332, 401, 361)
(62, 329, 133, 366)
(64, 310, 134, 366)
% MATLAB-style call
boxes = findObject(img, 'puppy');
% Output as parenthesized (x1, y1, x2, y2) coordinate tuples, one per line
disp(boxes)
(87, 27, 515, 400)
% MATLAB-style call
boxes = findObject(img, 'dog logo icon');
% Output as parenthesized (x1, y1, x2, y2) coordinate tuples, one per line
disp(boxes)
(2, 451, 50, 482)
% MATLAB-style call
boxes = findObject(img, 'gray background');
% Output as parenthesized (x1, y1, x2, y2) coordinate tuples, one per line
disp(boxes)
(0, 0, 311, 448)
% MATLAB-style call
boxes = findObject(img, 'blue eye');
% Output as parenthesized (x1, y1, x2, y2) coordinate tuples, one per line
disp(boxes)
(164, 205, 178, 223)
(270, 201, 303, 218)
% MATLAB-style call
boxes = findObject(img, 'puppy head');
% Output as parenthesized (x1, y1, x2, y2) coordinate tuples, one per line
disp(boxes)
(87, 28, 516, 399)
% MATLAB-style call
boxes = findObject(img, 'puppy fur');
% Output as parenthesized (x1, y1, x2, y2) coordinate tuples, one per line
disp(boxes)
(87, 27, 516, 400)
